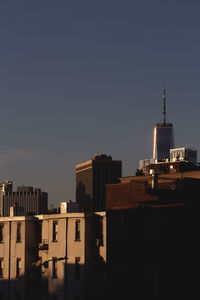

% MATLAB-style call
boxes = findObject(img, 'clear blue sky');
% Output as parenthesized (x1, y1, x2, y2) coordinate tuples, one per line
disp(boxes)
(1, 0, 200, 206)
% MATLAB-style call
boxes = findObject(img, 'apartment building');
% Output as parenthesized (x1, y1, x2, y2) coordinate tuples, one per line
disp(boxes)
(0, 210, 106, 300)
(0, 216, 36, 300)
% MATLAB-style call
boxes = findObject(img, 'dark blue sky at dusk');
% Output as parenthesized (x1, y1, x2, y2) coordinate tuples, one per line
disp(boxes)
(1, 0, 200, 205)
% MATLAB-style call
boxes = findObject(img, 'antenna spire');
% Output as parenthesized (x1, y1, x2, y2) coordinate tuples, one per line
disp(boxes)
(163, 82, 166, 124)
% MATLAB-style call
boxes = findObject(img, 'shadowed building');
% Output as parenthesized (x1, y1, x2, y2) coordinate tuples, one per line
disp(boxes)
(76, 153, 122, 212)
(2, 185, 48, 217)
(106, 171, 200, 299)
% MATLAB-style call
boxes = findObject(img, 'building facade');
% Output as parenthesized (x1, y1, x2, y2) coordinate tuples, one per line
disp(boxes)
(0, 216, 37, 299)
(0, 181, 13, 217)
(170, 147, 197, 164)
(76, 153, 122, 212)
(153, 122, 174, 162)
(2, 185, 48, 217)
(153, 85, 175, 162)
(0, 211, 106, 300)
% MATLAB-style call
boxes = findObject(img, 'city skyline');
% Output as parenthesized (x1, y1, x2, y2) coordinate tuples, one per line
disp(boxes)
(1, 1, 200, 206)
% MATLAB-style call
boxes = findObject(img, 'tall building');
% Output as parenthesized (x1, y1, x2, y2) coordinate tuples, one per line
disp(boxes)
(153, 84, 174, 162)
(76, 153, 122, 212)
(2, 185, 48, 217)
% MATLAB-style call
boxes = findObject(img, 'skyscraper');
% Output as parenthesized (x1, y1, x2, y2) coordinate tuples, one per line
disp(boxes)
(76, 153, 122, 212)
(2, 185, 48, 216)
(153, 84, 175, 162)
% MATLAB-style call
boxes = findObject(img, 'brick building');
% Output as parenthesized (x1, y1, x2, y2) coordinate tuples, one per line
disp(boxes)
(106, 171, 200, 298)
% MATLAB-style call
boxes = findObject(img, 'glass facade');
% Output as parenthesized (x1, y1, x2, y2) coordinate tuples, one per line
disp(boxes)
(153, 123, 174, 161)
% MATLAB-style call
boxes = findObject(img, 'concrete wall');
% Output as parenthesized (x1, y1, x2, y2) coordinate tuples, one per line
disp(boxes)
(0, 217, 36, 299)
(0, 212, 107, 300)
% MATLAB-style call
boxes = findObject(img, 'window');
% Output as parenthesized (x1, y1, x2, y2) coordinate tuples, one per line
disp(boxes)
(16, 223, 21, 243)
(52, 221, 58, 242)
(35, 222, 42, 243)
(52, 258, 58, 279)
(75, 257, 80, 280)
(0, 224, 4, 243)
(0, 258, 3, 278)
(75, 220, 80, 241)
(16, 258, 21, 278)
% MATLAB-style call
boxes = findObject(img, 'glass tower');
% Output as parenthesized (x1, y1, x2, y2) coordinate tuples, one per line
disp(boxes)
(153, 84, 175, 162)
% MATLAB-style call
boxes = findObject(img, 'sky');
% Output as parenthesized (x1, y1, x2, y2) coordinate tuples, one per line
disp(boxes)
(0, 0, 200, 206)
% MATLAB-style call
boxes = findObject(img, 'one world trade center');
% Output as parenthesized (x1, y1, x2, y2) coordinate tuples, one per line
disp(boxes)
(153, 84, 175, 162)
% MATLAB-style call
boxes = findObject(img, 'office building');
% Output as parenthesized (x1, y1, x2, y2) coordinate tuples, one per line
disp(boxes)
(153, 84, 175, 161)
(170, 147, 197, 164)
(2, 185, 48, 217)
(76, 153, 122, 212)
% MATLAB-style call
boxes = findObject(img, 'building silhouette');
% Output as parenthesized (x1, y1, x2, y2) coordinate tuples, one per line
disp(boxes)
(106, 170, 200, 298)
(76, 153, 122, 212)
(153, 84, 174, 162)
(0, 169, 200, 299)
(2, 185, 48, 217)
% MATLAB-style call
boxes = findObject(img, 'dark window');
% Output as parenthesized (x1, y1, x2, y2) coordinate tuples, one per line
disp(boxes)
(52, 221, 58, 242)
(0, 258, 3, 278)
(35, 222, 42, 243)
(16, 258, 21, 278)
(75, 220, 80, 241)
(16, 223, 21, 243)
(75, 257, 80, 280)
(52, 258, 58, 279)
(0, 224, 4, 242)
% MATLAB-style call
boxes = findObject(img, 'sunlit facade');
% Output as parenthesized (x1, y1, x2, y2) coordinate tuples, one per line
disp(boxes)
(153, 123, 174, 162)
